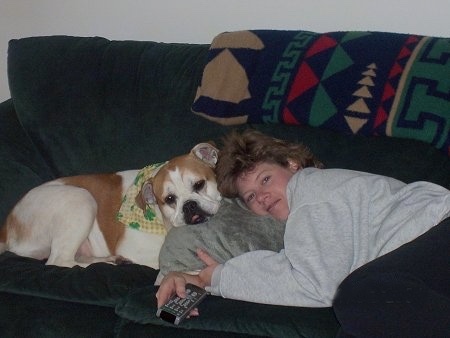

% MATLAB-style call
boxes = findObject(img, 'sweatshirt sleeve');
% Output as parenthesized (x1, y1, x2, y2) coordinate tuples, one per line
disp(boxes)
(208, 203, 356, 307)
(209, 248, 333, 307)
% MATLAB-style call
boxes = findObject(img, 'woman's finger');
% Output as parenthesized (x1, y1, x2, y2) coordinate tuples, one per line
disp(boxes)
(156, 272, 187, 308)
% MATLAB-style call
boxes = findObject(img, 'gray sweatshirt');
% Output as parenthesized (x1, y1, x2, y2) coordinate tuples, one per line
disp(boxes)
(207, 168, 450, 307)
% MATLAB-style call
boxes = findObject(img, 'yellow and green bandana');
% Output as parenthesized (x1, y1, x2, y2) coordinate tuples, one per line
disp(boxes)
(117, 162, 168, 235)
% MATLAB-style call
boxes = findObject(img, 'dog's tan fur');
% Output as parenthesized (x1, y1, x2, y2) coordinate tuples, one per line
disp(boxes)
(61, 174, 125, 254)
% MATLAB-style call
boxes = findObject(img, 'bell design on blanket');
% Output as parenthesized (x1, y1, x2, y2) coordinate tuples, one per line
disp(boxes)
(192, 31, 264, 125)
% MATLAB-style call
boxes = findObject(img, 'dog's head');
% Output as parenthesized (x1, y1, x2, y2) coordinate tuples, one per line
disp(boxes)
(137, 143, 221, 230)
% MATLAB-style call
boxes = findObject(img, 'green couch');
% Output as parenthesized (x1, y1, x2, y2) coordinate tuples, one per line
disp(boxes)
(0, 31, 449, 337)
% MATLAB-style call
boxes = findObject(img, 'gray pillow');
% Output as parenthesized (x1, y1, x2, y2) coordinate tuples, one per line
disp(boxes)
(158, 198, 285, 277)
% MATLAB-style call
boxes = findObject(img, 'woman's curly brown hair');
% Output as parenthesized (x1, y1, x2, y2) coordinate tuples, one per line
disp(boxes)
(216, 129, 324, 198)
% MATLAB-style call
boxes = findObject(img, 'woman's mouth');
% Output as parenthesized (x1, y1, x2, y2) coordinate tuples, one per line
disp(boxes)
(266, 199, 279, 214)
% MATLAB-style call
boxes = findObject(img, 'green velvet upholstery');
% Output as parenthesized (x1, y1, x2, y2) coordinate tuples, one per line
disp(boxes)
(0, 252, 157, 306)
(0, 99, 53, 224)
(7, 36, 229, 177)
(116, 286, 340, 337)
(1, 33, 449, 337)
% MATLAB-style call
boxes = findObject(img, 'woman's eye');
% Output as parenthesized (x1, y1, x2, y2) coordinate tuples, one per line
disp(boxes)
(262, 176, 270, 184)
(247, 193, 255, 203)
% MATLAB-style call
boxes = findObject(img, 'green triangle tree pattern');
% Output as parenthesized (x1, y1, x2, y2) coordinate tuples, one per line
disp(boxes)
(309, 84, 338, 126)
(322, 45, 354, 80)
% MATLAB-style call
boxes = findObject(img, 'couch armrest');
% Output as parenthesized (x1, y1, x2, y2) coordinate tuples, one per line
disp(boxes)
(0, 99, 54, 224)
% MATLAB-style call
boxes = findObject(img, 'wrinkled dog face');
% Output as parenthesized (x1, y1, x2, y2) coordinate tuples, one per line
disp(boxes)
(140, 143, 222, 230)
(157, 163, 221, 228)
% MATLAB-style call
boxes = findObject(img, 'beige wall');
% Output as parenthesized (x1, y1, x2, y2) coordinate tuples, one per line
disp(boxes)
(1, 0, 449, 102)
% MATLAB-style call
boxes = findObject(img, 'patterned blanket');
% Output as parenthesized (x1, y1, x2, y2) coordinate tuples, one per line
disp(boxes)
(192, 30, 450, 156)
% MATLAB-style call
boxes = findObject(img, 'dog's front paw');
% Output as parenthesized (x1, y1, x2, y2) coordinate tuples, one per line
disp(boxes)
(115, 256, 134, 265)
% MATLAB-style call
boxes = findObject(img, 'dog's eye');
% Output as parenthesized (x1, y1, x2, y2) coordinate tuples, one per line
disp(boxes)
(165, 194, 176, 205)
(193, 180, 205, 192)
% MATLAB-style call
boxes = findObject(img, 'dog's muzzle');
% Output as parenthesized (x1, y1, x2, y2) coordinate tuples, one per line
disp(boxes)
(182, 200, 211, 225)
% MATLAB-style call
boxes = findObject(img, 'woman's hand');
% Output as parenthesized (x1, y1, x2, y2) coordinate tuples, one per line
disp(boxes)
(196, 248, 219, 286)
(155, 248, 220, 310)
(156, 271, 200, 308)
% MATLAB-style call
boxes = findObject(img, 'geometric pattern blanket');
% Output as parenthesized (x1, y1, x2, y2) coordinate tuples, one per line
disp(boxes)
(192, 30, 450, 156)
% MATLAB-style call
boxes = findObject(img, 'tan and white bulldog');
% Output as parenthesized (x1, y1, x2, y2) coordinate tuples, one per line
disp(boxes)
(0, 143, 221, 269)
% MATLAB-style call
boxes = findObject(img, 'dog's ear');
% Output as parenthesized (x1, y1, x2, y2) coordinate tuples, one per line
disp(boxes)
(191, 142, 219, 168)
(135, 180, 157, 210)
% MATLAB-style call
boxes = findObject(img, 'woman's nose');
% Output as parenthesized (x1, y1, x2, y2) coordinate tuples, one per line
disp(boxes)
(256, 190, 268, 203)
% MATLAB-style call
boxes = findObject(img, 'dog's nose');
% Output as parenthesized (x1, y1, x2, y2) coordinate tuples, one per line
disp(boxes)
(183, 200, 210, 225)
(183, 200, 198, 213)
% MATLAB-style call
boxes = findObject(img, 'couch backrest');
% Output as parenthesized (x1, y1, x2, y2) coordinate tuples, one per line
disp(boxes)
(7, 36, 230, 176)
(7, 34, 450, 189)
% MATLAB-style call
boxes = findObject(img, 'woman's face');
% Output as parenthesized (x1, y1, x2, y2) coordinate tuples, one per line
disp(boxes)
(236, 162, 297, 221)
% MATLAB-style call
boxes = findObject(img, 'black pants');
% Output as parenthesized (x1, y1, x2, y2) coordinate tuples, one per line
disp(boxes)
(333, 217, 450, 338)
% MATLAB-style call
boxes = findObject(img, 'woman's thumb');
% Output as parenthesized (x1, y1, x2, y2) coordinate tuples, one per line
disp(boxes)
(196, 248, 218, 266)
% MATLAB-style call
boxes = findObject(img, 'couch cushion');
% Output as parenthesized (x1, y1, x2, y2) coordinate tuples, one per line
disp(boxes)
(116, 286, 340, 338)
(192, 30, 450, 156)
(0, 251, 158, 307)
(0, 291, 118, 338)
(115, 317, 267, 338)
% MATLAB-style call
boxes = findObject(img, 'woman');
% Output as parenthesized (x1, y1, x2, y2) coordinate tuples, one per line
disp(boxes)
(157, 129, 450, 336)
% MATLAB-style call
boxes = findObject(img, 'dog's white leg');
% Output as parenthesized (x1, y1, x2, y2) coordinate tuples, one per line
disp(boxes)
(39, 186, 115, 267)
(45, 217, 129, 268)
(44, 199, 98, 267)
(38, 185, 130, 268)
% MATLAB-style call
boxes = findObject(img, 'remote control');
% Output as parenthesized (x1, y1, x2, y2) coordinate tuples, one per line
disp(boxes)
(156, 283, 208, 325)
